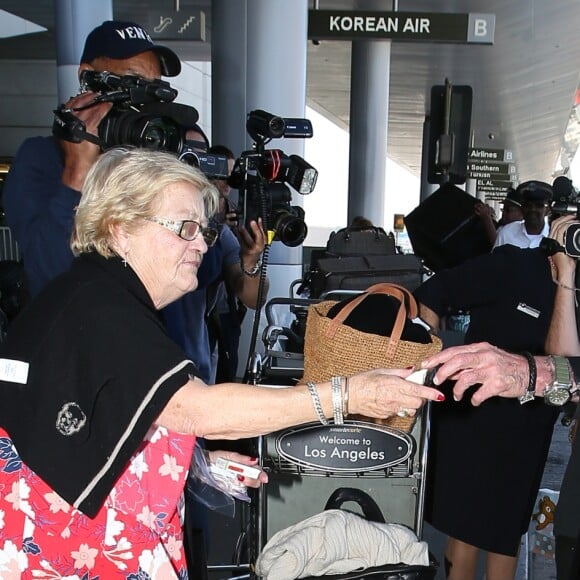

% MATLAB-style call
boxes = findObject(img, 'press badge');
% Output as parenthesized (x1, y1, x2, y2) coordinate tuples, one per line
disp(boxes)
(517, 302, 540, 319)
(0, 358, 29, 384)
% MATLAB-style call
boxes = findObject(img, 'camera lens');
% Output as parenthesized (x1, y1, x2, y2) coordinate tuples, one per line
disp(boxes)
(274, 211, 308, 247)
(99, 110, 183, 152)
(139, 117, 182, 151)
(178, 150, 200, 167)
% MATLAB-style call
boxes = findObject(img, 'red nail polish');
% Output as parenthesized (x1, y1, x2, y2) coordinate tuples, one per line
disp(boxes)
(250, 457, 257, 462)
(237, 474, 245, 482)
(437, 394, 445, 402)
(406, 365, 415, 370)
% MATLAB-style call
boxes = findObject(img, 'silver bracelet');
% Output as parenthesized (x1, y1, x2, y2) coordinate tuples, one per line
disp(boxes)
(242, 258, 262, 277)
(307, 382, 329, 425)
(331, 376, 344, 424)
(342, 377, 350, 416)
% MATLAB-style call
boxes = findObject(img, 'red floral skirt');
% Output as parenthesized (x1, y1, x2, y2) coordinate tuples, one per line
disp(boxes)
(0, 425, 196, 578)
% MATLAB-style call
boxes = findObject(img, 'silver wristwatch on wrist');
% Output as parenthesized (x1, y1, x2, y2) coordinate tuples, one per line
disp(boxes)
(544, 356, 574, 407)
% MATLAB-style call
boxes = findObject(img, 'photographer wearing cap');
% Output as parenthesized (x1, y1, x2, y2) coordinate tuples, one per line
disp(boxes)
(3, 20, 181, 296)
(494, 180, 552, 249)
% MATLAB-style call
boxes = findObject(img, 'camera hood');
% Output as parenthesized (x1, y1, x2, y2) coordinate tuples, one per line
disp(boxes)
(139, 102, 199, 127)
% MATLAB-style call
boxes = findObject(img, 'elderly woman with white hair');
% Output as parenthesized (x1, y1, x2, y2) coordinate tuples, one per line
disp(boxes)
(0, 148, 444, 578)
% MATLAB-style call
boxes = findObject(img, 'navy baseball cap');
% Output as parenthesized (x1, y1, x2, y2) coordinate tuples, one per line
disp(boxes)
(80, 21, 181, 77)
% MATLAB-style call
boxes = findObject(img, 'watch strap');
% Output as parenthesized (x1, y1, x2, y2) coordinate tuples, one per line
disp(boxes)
(552, 355, 572, 386)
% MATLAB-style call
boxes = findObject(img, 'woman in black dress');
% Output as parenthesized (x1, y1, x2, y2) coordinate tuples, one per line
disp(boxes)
(414, 244, 560, 579)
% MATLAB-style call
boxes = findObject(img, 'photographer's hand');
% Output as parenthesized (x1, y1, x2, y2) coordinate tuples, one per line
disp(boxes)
(238, 218, 268, 258)
(60, 91, 113, 192)
(227, 218, 269, 309)
(549, 215, 577, 280)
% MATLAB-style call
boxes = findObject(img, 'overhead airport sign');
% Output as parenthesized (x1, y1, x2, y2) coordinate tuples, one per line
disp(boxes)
(148, 10, 206, 41)
(468, 162, 516, 174)
(308, 11, 495, 44)
(469, 148, 514, 163)
(478, 179, 515, 189)
(483, 191, 511, 201)
(469, 171, 517, 181)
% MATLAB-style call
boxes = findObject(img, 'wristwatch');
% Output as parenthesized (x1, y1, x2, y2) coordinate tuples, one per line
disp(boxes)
(544, 356, 573, 406)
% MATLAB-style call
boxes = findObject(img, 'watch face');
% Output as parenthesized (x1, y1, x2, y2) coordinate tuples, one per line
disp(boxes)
(545, 387, 571, 406)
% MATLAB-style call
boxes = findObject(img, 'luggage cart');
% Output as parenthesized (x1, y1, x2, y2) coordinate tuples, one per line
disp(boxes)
(246, 293, 435, 579)
(249, 411, 432, 574)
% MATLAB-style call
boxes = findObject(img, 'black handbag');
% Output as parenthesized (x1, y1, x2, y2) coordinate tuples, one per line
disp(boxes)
(300, 488, 438, 580)
(326, 225, 396, 257)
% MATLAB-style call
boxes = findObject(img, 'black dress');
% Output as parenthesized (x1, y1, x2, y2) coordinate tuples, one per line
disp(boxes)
(414, 245, 560, 556)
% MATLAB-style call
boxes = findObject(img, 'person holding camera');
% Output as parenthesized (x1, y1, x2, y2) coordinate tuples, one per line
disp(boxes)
(421, 214, 580, 580)
(3, 20, 181, 297)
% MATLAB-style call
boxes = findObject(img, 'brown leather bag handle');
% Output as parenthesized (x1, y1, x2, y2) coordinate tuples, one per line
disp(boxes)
(325, 283, 419, 360)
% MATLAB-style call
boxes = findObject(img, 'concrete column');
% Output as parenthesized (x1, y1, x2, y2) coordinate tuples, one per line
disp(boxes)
(212, 0, 308, 274)
(347, 0, 393, 228)
(348, 40, 390, 227)
(55, 0, 112, 104)
(211, 0, 309, 373)
(211, 0, 248, 165)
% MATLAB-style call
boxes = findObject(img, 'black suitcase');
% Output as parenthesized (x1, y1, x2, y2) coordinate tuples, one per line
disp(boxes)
(300, 488, 438, 580)
(309, 254, 424, 298)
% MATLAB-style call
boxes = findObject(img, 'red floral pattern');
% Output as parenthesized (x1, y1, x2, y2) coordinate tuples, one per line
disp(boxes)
(0, 425, 196, 579)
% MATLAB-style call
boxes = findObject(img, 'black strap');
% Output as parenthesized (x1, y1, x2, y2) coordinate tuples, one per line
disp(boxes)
(519, 351, 537, 404)
(324, 487, 386, 523)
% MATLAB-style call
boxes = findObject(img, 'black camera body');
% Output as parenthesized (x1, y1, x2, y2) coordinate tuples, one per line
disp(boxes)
(241, 176, 307, 247)
(563, 224, 580, 258)
(52, 71, 230, 178)
(229, 110, 317, 247)
(178, 141, 230, 180)
(548, 178, 580, 258)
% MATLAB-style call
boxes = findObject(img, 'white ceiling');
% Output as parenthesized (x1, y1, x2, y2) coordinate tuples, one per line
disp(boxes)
(2, 0, 580, 183)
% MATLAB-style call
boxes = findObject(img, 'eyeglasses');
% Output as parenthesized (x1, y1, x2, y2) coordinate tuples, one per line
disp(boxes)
(146, 217, 219, 247)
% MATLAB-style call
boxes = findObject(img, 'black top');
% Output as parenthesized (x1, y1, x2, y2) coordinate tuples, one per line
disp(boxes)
(0, 253, 197, 517)
(414, 244, 559, 555)
(415, 245, 555, 352)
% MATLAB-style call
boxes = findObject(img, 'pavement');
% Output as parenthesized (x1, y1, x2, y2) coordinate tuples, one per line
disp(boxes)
(205, 419, 573, 580)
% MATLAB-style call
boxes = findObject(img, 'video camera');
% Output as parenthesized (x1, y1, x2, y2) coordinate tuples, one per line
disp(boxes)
(541, 177, 580, 258)
(229, 109, 318, 247)
(52, 70, 229, 179)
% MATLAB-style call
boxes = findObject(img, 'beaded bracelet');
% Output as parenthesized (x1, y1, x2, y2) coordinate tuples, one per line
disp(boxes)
(307, 382, 329, 425)
(518, 351, 537, 404)
(331, 376, 344, 425)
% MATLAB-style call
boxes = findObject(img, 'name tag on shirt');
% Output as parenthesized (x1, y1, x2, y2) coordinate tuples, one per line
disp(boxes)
(0, 359, 29, 384)
(517, 302, 540, 319)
